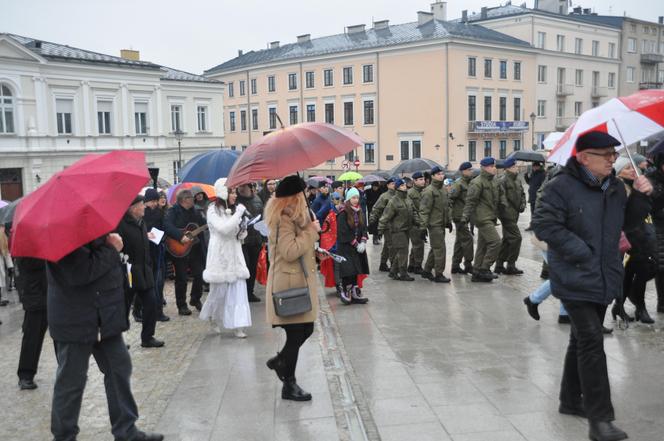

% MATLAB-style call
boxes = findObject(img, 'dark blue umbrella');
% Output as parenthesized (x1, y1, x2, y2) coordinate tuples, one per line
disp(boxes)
(178, 149, 241, 185)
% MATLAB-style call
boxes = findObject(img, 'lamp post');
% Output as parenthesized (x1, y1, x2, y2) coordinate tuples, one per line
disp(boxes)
(174, 129, 184, 183)
(529, 112, 536, 149)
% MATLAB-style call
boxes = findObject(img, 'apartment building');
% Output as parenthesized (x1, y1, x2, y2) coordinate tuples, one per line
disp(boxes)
(0, 33, 224, 199)
(205, 2, 536, 173)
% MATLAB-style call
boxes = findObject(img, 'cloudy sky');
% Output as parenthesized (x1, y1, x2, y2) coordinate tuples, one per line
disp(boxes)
(1, 0, 660, 74)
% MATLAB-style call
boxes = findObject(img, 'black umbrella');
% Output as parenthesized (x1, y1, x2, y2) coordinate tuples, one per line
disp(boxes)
(506, 150, 546, 163)
(357, 174, 386, 184)
(374, 171, 392, 179)
(0, 198, 21, 224)
(390, 158, 443, 175)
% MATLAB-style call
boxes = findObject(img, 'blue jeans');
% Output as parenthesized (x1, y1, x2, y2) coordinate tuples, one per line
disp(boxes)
(529, 252, 567, 316)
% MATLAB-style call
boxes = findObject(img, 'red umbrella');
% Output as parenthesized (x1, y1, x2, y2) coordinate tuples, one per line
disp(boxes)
(226, 122, 364, 187)
(10, 150, 149, 262)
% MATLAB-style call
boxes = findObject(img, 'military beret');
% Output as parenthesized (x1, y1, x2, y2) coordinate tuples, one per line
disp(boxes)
(276, 175, 306, 198)
(480, 157, 496, 167)
(431, 166, 445, 175)
(412, 171, 424, 179)
(459, 161, 472, 171)
(386, 176, 397, 184)
(503, 158, 516, 168)
(576, 131, 620, 152)
(394, 178, 405, 188)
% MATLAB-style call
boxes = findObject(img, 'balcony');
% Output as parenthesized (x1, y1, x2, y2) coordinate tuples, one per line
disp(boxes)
(591, 86, 608, 98)
(468, 120, 529, 133)
(556, 83, 574, 96)
(639, 81, 663, 90)
(641, 53, 664, 64)
(555, 117, 576, 131)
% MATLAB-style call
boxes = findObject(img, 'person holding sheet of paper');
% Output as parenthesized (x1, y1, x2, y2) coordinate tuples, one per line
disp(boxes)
(143, 189, 169, 322)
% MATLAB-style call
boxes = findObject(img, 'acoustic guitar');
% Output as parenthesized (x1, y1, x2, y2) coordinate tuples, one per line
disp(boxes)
(165, 223, 209, 258)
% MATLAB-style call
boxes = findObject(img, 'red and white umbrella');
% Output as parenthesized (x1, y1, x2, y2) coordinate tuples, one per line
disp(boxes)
(548, 90, 664, 165)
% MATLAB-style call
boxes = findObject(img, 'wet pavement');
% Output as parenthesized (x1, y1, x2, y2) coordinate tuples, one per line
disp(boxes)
(1, 216, 664, 440)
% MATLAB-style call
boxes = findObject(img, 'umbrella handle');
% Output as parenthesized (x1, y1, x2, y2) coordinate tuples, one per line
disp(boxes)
(611, 118, 641, 177)
(297, 171, 315, 221)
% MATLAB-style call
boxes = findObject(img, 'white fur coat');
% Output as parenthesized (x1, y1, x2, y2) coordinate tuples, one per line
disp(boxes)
(203, 205, 250, 284)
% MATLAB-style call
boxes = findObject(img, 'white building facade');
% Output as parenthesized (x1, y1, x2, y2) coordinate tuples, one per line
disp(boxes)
(0, 34, 225, 199)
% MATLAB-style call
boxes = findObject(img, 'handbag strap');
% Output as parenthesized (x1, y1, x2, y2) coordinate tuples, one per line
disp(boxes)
(269, 221, 310, 289)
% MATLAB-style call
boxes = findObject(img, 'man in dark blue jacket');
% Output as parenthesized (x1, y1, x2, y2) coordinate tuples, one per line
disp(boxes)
(47, 233, 163, 441)
(533, 131, 652, 441)
(312, 181, 332, 224)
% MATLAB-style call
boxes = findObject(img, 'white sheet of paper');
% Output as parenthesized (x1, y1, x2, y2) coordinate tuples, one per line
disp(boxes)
(149, 227, 164, 245)
(254, 220, 269, 237)
(248, 214, 262, 226)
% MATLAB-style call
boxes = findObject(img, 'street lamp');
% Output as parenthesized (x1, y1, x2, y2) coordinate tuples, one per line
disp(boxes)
(529, 112, 536, 149)
(174, 129, 184, 183)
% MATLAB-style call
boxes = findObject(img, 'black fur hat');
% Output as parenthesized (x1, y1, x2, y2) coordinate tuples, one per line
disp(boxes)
(275, 175, 306, 198)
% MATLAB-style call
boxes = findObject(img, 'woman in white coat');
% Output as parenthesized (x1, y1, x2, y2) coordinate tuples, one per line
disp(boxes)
(200, 178, 252, 338)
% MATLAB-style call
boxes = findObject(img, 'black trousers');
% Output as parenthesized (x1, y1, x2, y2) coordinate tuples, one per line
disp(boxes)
(172, 244, 203, 309)
(280, 323, 314, 379)
(51, 335, 139, 441)
(242, 242, 261, 297)
(131, 288, 157, 343)
(17, 309, 49, 381)
(560, 300, 614, 422)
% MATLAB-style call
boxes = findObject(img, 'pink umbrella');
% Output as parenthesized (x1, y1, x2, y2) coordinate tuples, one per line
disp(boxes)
(548, 90, 664, 165)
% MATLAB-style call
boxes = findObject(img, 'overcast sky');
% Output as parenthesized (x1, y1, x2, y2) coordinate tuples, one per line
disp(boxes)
(1, 0, 660, 74)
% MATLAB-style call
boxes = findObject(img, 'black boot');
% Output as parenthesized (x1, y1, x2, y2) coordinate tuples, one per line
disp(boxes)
(611, 304, 634, 322)
(504, 266, 524, 275)
(523, 297, 540, 321)
(397, 274, 415, 281)
(451, 265, 463, 274)
(634, 307, 655, 324)
(281, 377, 312, 401)
(379, 262, 390, 272)
(407, 265, 415, 273)
(350, 286, 368, 304)
(588, 421, 628, 441)
(266, 353, 288, 381)
(493, 264, 506, 274)
(471, 270, 493, 283)
(463, 263, 473, 274)
(420, 270, 434, 280)
(412, 267, 423, 275)
(433, 274, 451, 283)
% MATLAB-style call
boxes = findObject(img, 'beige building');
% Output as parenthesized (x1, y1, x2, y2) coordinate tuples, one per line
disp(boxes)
(205, 2, 537, 175)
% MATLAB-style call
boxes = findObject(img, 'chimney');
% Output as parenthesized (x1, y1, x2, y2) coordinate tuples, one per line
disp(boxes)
(120, 49, 140, 61)
(480, 7, 488, 19)
(417, 11, 434, 26)
(659, 16, 663, 24)
(270, 41, 280, 49)
(430, 1, 447, 21)
(573, 6, 582, 14)
(461, 10, 468, 23)
(582, 8, 591, 14)
(347, 24, 366, 34)
(373, 19, 390, 30)
(34, 40, 42, 49)
(238, 49, 243, 57)
(297, 34, 311, 43)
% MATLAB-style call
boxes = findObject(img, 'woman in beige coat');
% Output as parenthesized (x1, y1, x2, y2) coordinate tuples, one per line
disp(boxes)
(264, 175, 320, 401)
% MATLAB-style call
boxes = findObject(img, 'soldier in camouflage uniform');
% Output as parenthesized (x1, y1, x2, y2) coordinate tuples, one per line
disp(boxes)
(449, 162, 475, 274)
(420, 166, 453, 283)
(369, 177, 396, 272)
(378, 179, 420, 281)
(407, 171, 426, 274)
(494, 158, 527, 275)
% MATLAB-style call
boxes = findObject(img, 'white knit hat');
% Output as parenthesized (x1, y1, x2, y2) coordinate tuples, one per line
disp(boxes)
(214, 178, 229, 201)
(613, 156, 631, 174)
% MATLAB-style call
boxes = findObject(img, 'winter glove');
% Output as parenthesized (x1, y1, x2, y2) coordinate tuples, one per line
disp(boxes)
(238, 230, 248, 241)
(356, 242, 366, 254)
(447, 223, 453, 233)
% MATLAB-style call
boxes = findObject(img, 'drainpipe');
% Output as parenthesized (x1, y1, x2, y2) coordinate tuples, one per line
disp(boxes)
(246, 70, 251, 145)
(376, 51, 381, 171)
(445, 43, 450, 168)
(299, 62, 304, 123)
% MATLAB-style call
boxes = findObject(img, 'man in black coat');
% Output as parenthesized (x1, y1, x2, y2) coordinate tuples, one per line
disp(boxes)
(47, 233, 163, 441)
(236, 183, 264, 302)
(142, 189, 169, 321)
(163, 189, 206, 315)
(15, 256, 50, 390)
(524, 161, 545, 229)
(533, 131, 652, 441)
(117, 195, 164, 348)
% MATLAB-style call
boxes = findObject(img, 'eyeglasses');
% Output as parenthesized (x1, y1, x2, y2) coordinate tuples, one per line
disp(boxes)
(583, 151, 620, 161)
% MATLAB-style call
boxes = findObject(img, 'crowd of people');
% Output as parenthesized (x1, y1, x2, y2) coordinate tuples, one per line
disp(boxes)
(2, 130, 664, 441)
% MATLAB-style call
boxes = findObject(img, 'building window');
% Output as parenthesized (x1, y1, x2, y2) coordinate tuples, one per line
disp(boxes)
(239, 80, 246, 96)
(345, 150, 355, 161)
(575, 38, 583, 54)
(325, 103, 334, 124)
(484, 140, 492, 158)
(400, 141, 408, 160)
(538, 65, 547, 83)
(251, 108, 258, 130)
(557, 34, 565, 51)
(627, 66, 635, 83)
(268, 75, 276, 92)
(229, 111, 236, 131)
(499, 60, 507, 79)
(343, 101, 353, 125)
(468, 57, 476, 77)
(537, 31, 546, 49)
(574, 101, 582, 117)
(134, 102, 148, 135)
(242, 145, 247, 151)
(412, 140, 421, 158)
(324, 69, 333, 86)
(499, 97, 507, 121)
(0, 85, 14, 134)
(289, 105, 298, 124)
(513, 97, 521, 120)
(97, 101, 112, 135)
(288, 73, 297, 90)
(363, 100, 374, 125)
(514, 61, 521, 80)
(268, 107, 277, 129)
(513, 139, 521, 151)
(363, 65, 374, 83)
(537, 100, 546, 117)
(484, 96, 492, 121)
(171, 104, 182, 132)
(630, 23, 637, 33)
(305, 71, 314, 89)
(557, 100, 565, 118)
(608, 72, 616, 88)
(56, 98, 73, 135)
(627, 38, 636, 53)
(250, 78, 257, 95)
(468, 95, 476, 121)
(197, 105, 208, 132)
(230, 145, 236, 151)
(364, 143, 375, 163)
(468, 140, 476, 161)
(228, 82, 234, 97)
(499, 140, 507, 159)
(575, 69, 583, 86)
(306, 104, 315, 122)
(484, 59, 492, 78)
(240, 110, 247, 131)
(592, 101, 599, 108)
(343, 67, 353, 85)
(592, 40, 599, 57)
(608, 43, 616, 58)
